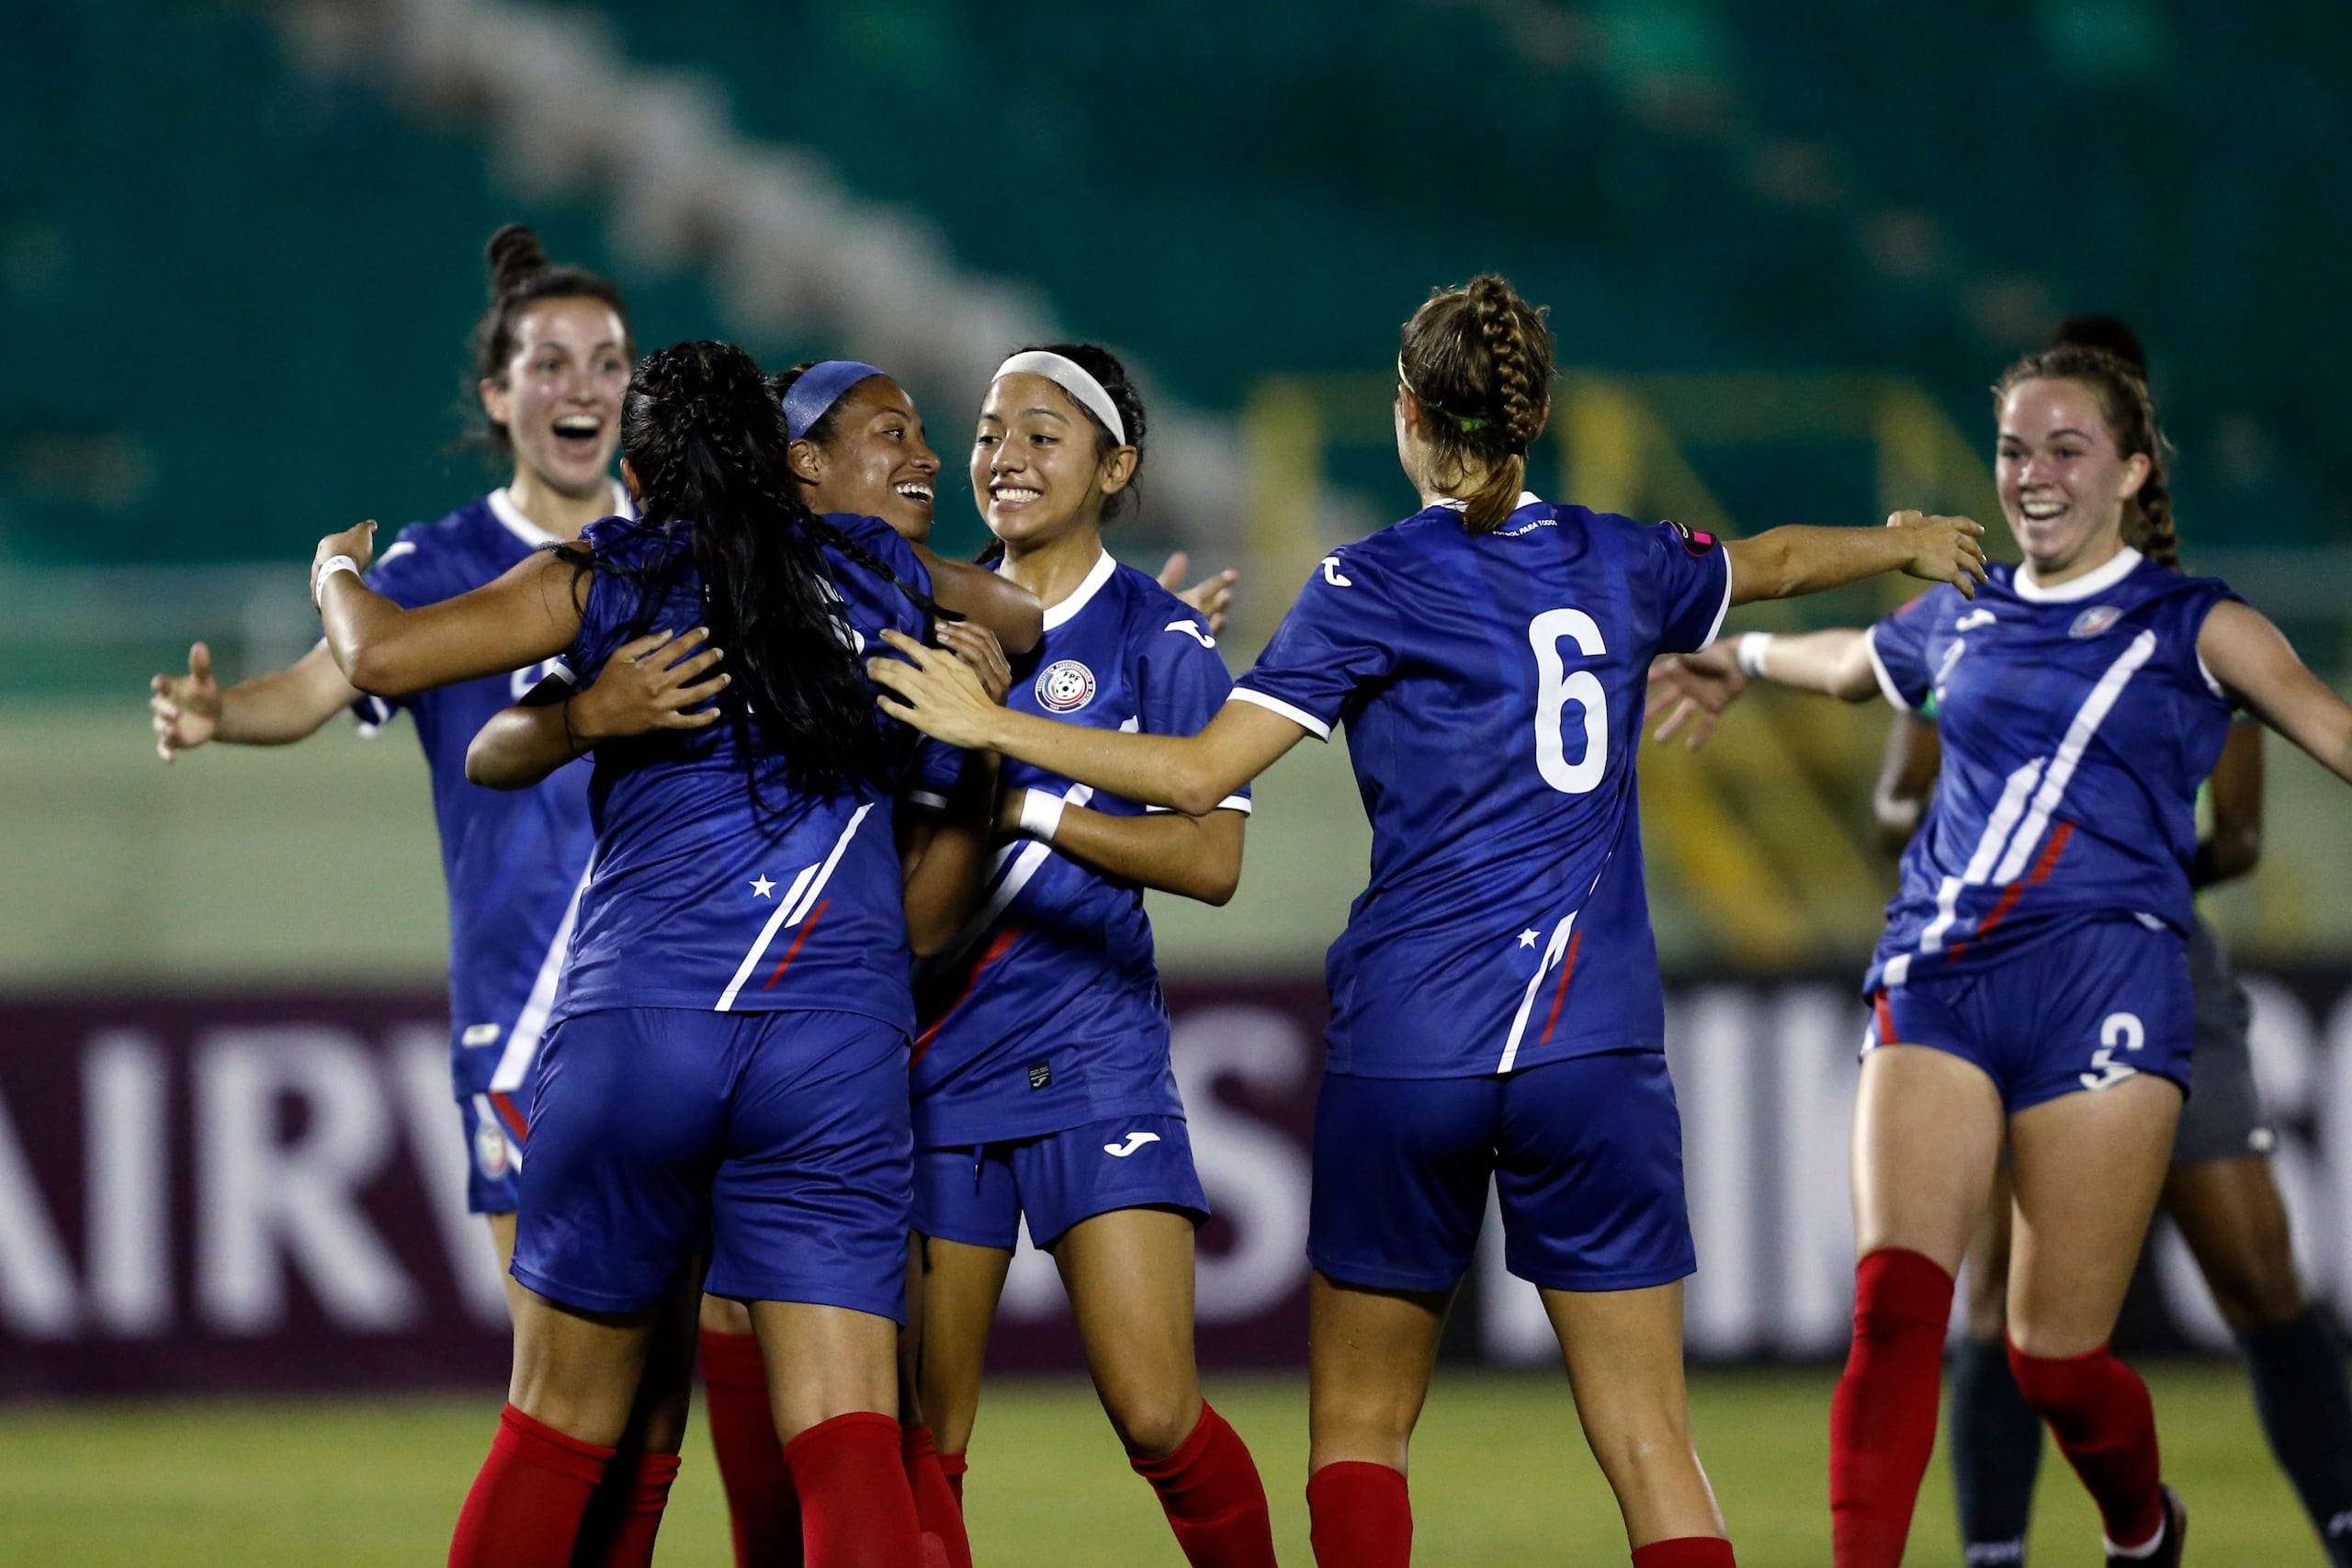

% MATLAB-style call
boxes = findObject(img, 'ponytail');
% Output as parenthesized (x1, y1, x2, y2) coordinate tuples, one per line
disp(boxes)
(1397, 274, 1555, 535)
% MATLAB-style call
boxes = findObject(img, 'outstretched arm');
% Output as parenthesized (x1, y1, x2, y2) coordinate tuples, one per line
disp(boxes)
(869, 629, 1304, 815)
(2200, 599, 2352, 786)
(313, 520, 582, 696)
(1725, 510, 1987, 606)
(150, 640, 360, 761)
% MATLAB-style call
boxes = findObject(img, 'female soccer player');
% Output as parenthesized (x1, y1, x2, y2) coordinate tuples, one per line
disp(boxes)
(865, 274, 1990, 1568)
(307, 339, 1040, 1568)
(1649, 342, 2352, 1568)
(476, 355, 1242, 1568)
(1864, 311, 2352, 1568)
(149, 224, 627, 1276)
(903, 344, 1276, 1568)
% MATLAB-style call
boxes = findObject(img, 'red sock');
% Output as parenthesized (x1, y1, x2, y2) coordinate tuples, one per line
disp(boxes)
(938, 1449, 967, 1508)
(2007, 1339, 2165, 1549)
(902, 1424, 973, 1568)
(1828, 1247, 1954, 1567)
(783, 1412, 925, 1568)
(573, 1450, 684, 1568)
(1129, 1402, 1278, 1568)
(1632, 1538, 1736, 1566)
(450, 1404, 614, 1568)
(699, 1328, 802, 1568)
(1306, 1460, 1409, 1568)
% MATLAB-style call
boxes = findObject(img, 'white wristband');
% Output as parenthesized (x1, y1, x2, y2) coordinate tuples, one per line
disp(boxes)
(313, 554, 361, 607)
(1017, 788, 1066, 843)
(1736, 631, 1776, 679)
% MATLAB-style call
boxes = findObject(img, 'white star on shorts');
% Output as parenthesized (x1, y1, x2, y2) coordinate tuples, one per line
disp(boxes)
(1518, 929, 1539, 948)
(751, 875, 775, 898)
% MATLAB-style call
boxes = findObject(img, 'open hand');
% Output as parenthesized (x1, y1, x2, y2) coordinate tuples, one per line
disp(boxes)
(933, 619, 1012, 706)
(1159, 551, 1239, 637)
(1888, 510, 1988, 599)
(867, 628, 1004, 750)
(570, 627, 728, 742)
(1645, 646, 1747, 752)
(150, 640, 223, 762)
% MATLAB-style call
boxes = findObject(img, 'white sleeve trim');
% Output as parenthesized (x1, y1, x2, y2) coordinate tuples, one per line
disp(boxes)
(1227, 686, 1330, 740)
(1863, 626, 1914, 713)
(2195, 651, 2227, 700)
(1695, 547, 1733, 650)
(544, 660, 579, 689)
(1145, 795, 1253, 816)
(901, 790, 951, 811)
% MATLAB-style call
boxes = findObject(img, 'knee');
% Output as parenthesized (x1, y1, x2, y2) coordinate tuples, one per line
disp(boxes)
(1108, 1389, 1203, 1461)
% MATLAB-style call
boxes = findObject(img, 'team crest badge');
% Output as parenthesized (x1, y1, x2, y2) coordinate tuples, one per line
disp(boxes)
(474, 1119, 512, 1180)
(2069, 605, 2122, 638)
(1035, 660, 1097, 713)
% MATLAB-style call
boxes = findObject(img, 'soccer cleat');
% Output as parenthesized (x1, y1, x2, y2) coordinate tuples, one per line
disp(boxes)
(2104, 1485, 2187, 1568)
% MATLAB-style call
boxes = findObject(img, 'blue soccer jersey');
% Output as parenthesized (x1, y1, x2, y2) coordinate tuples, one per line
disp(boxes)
(549, 511, 933, 1032)
(356, 487, 623, 1109)
(908, 552, 1248, 1145)
(1233, 494, 1732, 1078)
(1864, 547, 2240, 993)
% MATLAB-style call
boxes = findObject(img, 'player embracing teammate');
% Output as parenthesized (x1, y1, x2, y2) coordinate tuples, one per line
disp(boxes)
(870, 272, 1990, 1568)
(1654, 332, 2352, 1566)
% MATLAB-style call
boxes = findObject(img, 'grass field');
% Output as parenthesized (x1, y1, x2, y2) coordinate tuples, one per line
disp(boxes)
(0, 1362, 2322, 1565)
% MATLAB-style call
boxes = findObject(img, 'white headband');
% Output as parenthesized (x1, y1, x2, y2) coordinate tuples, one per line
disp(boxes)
(992, 351, 1127, 446)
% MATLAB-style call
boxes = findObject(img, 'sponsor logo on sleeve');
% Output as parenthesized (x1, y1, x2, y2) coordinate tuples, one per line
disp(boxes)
(1668, 519, 1718, 556)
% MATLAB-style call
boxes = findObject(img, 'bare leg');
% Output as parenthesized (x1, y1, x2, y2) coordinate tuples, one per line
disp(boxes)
(1056, 1208, 1205, 1457)
(2163, 1156, 2305, 1332)
(1306, 1271, 1448, 1475)
(485, 1210, 530, 1326)
(509, 1287, 661, 1445)
(914, 1238, 1013, 1457)
(1850, 1044, 2007, 1270)
(1543, 1280, 1725, 1548)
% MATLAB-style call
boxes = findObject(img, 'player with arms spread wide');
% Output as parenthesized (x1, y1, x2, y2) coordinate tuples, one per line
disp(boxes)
(1651, 340, 2352, 1568)
(868, 274, 1987, 1568)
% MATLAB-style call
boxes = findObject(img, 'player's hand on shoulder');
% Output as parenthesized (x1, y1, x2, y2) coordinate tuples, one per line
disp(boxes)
(933, 619, 1013, 706)
(1887, 509, 1988, 598)
(1159, 550, 1240, 637)
(149, 640, 222, 762)
(868, 628, 1001, 750)
(1645, 646, 1745, 752)
(571, 627, 728, 742)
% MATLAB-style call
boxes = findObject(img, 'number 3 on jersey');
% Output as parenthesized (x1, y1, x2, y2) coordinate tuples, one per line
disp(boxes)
(1530, 608, 1607, 795)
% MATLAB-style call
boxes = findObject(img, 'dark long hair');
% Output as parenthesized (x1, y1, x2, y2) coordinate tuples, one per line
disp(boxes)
(590, 341, 929, 799)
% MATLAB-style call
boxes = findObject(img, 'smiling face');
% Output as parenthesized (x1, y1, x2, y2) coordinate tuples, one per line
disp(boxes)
(789, 377, 941, 542)
(479, 296, 630, 500)
(1996, 376, 2151, 574)
(969, 373, 1133, 551)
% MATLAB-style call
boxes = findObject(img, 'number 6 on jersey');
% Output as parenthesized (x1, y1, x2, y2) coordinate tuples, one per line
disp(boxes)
(1531, 607, 1608, 795)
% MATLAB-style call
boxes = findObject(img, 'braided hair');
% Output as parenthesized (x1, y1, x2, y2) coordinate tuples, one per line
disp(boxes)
(1996, 336, 2179, 571)
(468, 224, 633, 461)
(574, 340, 940, 799)
(1397, 275, 1555, 535)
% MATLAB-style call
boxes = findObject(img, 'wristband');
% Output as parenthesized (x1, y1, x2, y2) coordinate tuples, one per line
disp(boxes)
(312, 554, 361, 608)
(1736, 631, 1776, 679)
(1017, 788, 1066, 843)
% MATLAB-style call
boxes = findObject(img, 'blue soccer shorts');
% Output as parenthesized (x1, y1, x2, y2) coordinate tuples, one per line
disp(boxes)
(911, 1112, 1208, 1252)
(1865, 916, 2193, 1115)
(513, 1006, 912, 1319)
(1309, 1049, 1696, 1295)
(458, 1091, 526, 1215)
